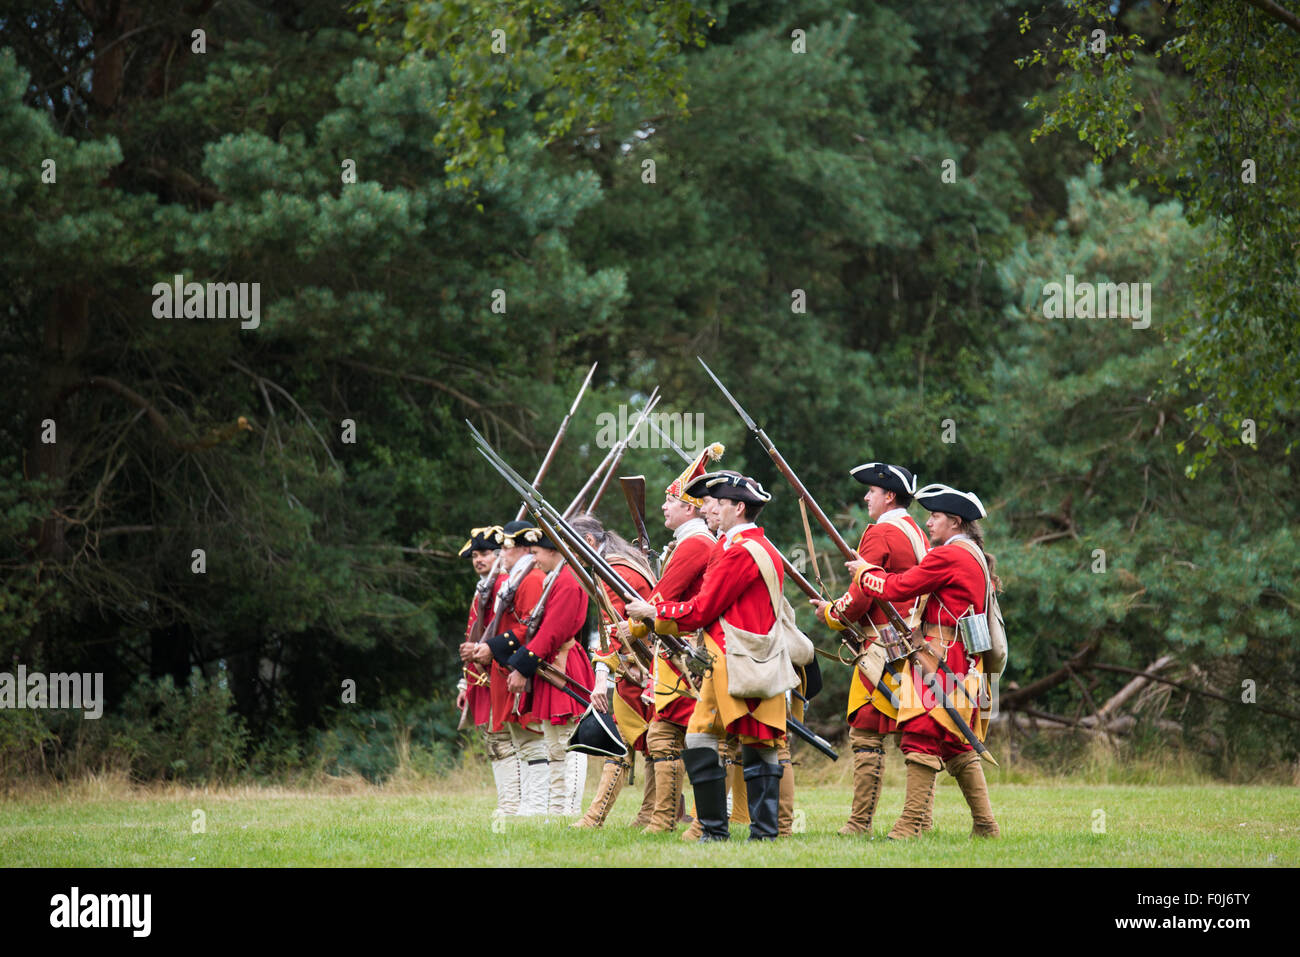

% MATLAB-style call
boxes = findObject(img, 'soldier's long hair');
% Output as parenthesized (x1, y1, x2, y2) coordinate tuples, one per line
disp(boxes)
(957, 518, 1001, 592)
(568, 515, 654, 582)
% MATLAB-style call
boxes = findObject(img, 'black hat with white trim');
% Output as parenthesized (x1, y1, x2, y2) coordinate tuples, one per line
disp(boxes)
(458, 525, 504, 557)
(914, 483, 986, 522)
(849, 462, 918, 498)
(704, 473, 772, 507)
(519, 525, 558, 550)
(567, 703, 628, 758)
(501, 519, 534, 548)
(682, 469, 742, 501)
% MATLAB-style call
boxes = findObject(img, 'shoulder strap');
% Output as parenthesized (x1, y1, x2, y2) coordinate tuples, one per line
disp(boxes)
(883, 515, 927, 563)
(607, 554, 657, 588)
(738, 539, 782, 616)
(950, 539, 993, 607)
(883, 516, 929, 628)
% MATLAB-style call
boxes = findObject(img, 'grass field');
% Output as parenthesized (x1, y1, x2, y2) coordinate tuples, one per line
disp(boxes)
(2, 768, 1296, 867)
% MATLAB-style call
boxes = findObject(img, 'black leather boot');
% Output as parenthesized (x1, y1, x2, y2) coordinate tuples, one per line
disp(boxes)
(681, 747, 729, 842)
(742, 745, 782, 841)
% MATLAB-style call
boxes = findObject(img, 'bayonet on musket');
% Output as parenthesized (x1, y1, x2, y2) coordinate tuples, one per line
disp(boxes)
(585, 391, 662, 516)
(511, 362, 597, 522)
(564, 388, 661, 518)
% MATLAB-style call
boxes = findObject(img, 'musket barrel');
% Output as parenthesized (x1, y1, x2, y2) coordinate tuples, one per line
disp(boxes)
(586, 391, 661, 515)
(563, 388, 658, 517)
(514, 362, 598, 522)
(786, 715, 838, 761)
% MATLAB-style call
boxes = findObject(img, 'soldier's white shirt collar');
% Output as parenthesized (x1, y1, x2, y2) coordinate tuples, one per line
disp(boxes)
(722, 522, 757, 548)
(674, 517, 710, 542)
(942, 532, 972, 546)
(875, 507, 910, 525)
(505, 552, 535, 585)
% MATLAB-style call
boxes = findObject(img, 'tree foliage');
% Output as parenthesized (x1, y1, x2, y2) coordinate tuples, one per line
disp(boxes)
(1018, 0, 1300, 472)
(1, 0, 1295, 778)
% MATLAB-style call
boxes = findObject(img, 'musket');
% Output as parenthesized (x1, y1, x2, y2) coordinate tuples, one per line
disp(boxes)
(469, 422, 711, 688)
(699, 356, 997, 765)
(780, 553, 902, 713)
(647, 414, 692, 462)
(525, 512, 670, 696)
(526, 506, 612, 655)
(535, 659, 595, 709)
(786, 714, 839, 761)
(529, 507, 659, 678)
(585, 390, 662, 516)
(515, 361, 598, 522)
(618, 475, 660, 576)
(564, 388, 660, 517)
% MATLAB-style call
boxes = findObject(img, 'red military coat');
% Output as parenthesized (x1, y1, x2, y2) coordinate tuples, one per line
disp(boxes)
(654, 526, 786, 740)
(487, 565, 544, 731)
(464, 572, 504, 727)
(646, 527, 716, 726)
(856, 536, 989, 744)
(826, 514, 928, 731)
(512, 565, 594, 727)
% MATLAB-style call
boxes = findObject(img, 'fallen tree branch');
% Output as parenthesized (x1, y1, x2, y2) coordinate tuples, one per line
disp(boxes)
(1093, 662, 1300, 723)
(1095, 655, 1173, 719)
(998, 640, 1098, 711)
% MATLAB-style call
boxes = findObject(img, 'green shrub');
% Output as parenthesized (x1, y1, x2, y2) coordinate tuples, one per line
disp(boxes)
(114, 669, 249, 782)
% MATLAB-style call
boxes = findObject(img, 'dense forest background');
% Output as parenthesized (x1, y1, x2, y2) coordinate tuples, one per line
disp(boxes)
(1, 0, 1296, 784)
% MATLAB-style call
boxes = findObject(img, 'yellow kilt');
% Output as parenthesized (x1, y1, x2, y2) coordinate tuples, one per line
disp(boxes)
(894, 638, 988, 741)
(686, 634, 786, 745)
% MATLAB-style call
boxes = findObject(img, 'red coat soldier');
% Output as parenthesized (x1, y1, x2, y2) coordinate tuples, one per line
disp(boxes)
(485, 524, 595, 816)
(455, 525, 509, 812)
(812, 462, 931, 837)
(628, 473, 789, 841)
(637, 443, 724, 833)
(466, 520, 546, 815)
(850, 483, 1001, 839)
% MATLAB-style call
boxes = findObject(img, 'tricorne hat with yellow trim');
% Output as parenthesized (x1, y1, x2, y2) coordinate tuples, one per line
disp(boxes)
(665, 441, 725, 507)
(500, 519, 533, 548)
(458, 525, 503, 557)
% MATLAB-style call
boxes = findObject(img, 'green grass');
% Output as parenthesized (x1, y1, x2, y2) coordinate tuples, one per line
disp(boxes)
(1, 774, 1296, 867)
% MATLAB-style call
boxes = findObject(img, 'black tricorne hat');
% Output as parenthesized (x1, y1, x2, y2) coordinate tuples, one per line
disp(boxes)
(682, 468, 741, 501)
(915, 483, 986, 522)
(519, 525, 558, 550)
(703, 473, 772, 506)
(567, 704, 627, 758)
(501, 519, 533, 548)
(849, 462, 918, 498)
(458, 524, 503, 558)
